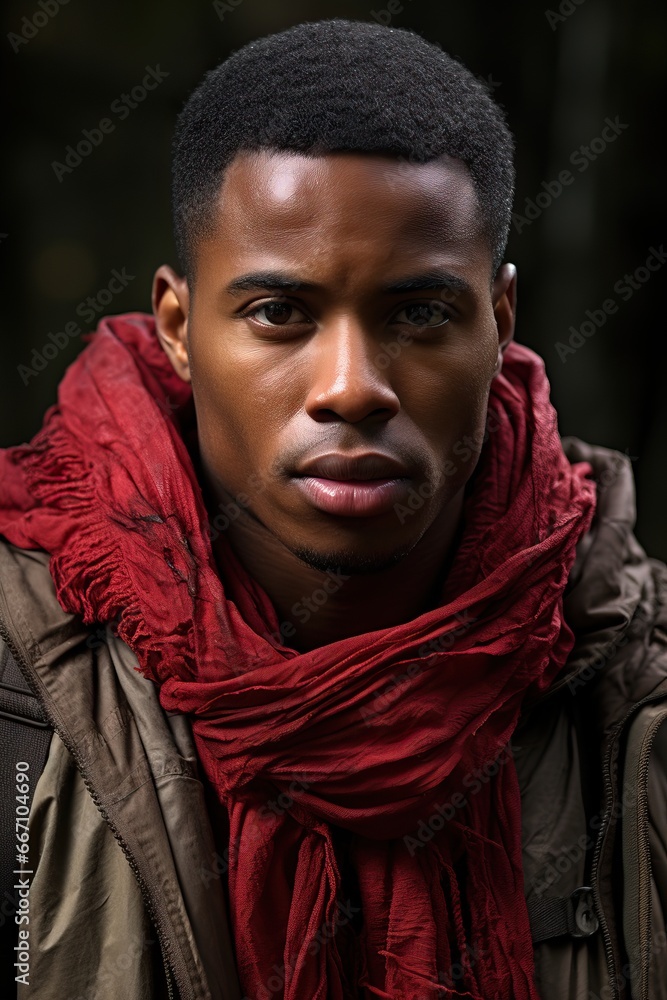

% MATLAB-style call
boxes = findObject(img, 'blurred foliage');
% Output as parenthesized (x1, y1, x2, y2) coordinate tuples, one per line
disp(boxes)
(1, 0, 666, 556)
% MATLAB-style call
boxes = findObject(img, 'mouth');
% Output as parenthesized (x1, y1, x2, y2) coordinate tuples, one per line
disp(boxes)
(294, 477, 411, 517)
(292, 452, 413, 518)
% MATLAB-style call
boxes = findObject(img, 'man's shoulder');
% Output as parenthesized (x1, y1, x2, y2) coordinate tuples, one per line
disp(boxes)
(559, 434, 667, 712)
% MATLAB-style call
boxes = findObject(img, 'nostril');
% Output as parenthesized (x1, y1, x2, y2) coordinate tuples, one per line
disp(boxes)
(312, 408, 343, 423)
(310, 406, 396, 424)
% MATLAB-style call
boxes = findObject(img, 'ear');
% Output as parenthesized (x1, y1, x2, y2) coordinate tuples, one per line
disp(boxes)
(152, 264, 191, 382)
(491, 263, 517, 375)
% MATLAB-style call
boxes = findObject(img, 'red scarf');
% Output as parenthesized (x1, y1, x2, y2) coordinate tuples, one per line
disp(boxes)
(0, 313, 596, 999)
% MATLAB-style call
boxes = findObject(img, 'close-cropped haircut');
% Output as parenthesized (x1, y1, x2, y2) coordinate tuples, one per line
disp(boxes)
(172, 18, 515, 279)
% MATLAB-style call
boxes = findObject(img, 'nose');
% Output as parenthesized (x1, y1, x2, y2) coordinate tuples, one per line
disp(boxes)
(304, 317, 400, 424)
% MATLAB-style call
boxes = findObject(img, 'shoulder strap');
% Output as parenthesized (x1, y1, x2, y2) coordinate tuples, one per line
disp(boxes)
(528, 886, 600, 943)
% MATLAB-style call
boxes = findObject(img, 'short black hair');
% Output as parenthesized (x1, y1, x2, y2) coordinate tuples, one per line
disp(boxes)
(172, 18, 515, 279)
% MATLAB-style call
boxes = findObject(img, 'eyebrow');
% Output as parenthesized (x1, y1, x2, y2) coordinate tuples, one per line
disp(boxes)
(226, 271, 319, 295)
(381, 271, 471, 295)
(225, 269, 472, 298)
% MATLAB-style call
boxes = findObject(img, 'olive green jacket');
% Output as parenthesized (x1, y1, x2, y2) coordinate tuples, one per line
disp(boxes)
(1, 436, 666, 1000)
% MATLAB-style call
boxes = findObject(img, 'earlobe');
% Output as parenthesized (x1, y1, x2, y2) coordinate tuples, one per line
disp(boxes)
(491, 263, 517, 374)
(152, 264, 192, 383)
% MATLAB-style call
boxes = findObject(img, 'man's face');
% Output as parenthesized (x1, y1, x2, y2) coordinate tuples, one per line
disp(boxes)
(156, 150, 514, 573)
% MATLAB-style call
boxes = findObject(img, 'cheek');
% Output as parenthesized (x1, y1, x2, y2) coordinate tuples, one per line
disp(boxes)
(187, 323, 296, 492)
(401, 333, 497, 447)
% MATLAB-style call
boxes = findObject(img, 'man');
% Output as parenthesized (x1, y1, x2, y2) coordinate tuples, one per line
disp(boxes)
(0, 16, 666, 1000)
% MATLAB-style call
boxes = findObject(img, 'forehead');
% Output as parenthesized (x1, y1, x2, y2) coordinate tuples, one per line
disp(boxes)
(196, 149, 491, 278)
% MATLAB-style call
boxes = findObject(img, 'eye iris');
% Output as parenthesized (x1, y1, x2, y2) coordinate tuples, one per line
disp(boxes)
(407, 302, 447, 326)
(264, 302, 293, 324)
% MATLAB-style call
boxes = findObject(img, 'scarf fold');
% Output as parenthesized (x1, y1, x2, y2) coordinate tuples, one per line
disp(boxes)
(0, 312, 597, 1000)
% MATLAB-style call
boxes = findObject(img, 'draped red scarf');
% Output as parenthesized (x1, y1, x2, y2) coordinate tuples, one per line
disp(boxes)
(0, 313, 596, 999)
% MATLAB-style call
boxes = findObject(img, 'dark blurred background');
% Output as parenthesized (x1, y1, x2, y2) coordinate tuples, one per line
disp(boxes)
(1, 0, 665, 556)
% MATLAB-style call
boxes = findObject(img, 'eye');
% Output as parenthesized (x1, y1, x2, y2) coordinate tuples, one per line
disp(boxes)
(393, 301, 452, 328)
(244, 300, 310, 327)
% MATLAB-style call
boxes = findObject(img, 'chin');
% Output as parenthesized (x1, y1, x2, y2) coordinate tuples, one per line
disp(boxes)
(289, 540, 417, 576)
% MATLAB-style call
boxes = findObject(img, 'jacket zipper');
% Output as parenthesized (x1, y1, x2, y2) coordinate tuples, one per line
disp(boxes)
(0, 616, 178, 1000)
(635, 714, 664, 1000)
(589, 688, 667, 1000)
(590, 727, 621, 1000)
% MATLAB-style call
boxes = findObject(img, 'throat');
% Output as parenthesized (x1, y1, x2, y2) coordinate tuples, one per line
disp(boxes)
(209, 491, 465, 654)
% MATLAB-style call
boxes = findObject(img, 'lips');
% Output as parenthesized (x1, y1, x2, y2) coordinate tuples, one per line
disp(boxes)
(292, 452, 412, 517)
(296, 453, 410, 482)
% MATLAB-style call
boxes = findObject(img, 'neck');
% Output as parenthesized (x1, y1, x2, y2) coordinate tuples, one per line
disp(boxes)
(208, 490, 465, 653)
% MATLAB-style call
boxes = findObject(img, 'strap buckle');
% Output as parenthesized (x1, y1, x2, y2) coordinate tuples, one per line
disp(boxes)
(570, 886, 599, 938)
